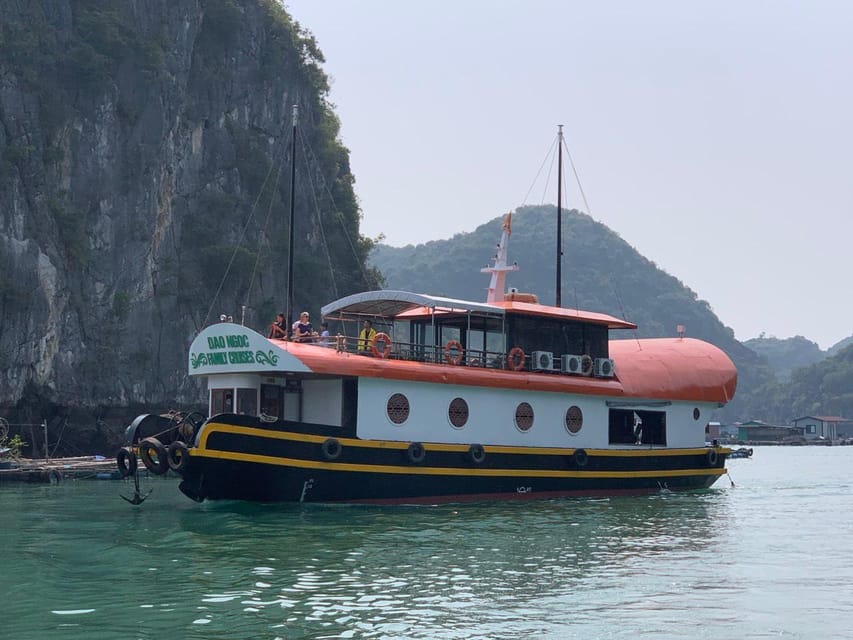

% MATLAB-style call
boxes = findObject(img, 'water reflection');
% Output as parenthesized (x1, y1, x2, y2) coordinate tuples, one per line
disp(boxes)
(164, 492, 725, 638)
(4, 479, 730, 639)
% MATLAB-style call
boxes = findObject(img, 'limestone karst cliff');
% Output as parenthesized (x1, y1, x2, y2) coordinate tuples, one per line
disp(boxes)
(0, 0, 379, 428)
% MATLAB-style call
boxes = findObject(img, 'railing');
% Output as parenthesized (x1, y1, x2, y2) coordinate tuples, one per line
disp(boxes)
(317, 335, 517, 370)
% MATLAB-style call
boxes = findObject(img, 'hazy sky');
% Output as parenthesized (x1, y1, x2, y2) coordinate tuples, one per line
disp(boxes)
(286, 1, 852, 349)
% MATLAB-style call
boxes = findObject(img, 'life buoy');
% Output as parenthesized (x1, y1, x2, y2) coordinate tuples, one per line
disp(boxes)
(706, 449, 718, 466)
(581, 355, 593, 376)
(321, 437, 342, 461)
(167, 441, 189, 473)
(407, 441, 426, 464)
(468, 443, 486, 464)
(507, 347, 526, 371)
(444, 340, 464, 365)
(140, 437, 169, 475)
(116, 447, 138, 478)
(573, 448, 589, 468)
(371, 332, 392, 358)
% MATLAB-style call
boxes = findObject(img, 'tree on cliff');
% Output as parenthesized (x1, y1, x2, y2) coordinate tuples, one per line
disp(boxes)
(0, 0, 380, 421)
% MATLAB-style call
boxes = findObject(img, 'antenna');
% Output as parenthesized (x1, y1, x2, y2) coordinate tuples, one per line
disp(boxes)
(556, 124, 563, 308)
(286, 103, 298, 338)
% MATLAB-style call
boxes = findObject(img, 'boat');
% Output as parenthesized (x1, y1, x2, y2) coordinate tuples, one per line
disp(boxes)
(727, 447, 753, 459)
(116, 122, 738, 504)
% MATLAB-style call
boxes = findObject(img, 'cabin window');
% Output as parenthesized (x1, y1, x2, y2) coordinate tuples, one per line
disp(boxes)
(210, 389, 233, 415)
(440, 326, 461, 349)
(465, 317, 504, 366)
(448, 397, 469, 428)
(387, 393, 410, 425)
(507, 316, 608, 360)
(693, 407, 701, 421)
(608, 409, 667, 446)
(412, 323, 435, 361)
(514, 402, 534, 432)
(237, 388, 257, 416)
(565, 406, 583, 434)
(466, 329, 485, 366)
(393, 320, 413, 357)
(260, 384, 284, 420)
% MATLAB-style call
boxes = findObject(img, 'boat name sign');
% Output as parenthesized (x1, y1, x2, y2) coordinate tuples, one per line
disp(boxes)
(187, 323, 307, 375)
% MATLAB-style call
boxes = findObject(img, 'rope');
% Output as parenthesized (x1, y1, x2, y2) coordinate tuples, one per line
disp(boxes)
(521, 136, 558, 206)
(243, 157, 285, 318)
(201, 127, 292, 328)
(562, 136, 592, 215)
(297, 128, 340, 300)
(300, 137, 380, 290)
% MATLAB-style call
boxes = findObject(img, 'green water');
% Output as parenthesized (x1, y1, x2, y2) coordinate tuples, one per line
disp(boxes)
(2, 446, 852, 639)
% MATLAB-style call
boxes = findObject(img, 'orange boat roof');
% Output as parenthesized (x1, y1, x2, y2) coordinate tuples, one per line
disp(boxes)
(279, 336, 736, 404)
(491, 300, 637, 329)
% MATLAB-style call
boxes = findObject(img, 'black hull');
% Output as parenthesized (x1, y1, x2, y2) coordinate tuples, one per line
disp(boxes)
(174, 417, 727, 504)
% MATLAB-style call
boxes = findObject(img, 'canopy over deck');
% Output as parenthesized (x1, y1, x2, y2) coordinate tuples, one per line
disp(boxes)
(321, 290, 502, 319)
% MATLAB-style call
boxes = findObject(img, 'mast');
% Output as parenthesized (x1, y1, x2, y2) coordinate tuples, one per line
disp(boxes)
(556, 124, 563, 308)
(286, 104, 298, 338)
(481, 212, 519, 303)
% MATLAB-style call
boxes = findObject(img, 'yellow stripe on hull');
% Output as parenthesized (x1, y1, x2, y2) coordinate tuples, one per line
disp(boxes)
(198, 422, 727, 459)
(191, 447, 726, 480)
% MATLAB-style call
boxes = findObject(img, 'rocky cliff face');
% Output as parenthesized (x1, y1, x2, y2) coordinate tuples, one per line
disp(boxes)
(0, 0, 376, 422)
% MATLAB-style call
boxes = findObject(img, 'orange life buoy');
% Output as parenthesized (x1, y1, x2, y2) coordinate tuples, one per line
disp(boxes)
(444, 340, 463, 365)
(507, 346, 526, 371)
(371, 332, 392, 358)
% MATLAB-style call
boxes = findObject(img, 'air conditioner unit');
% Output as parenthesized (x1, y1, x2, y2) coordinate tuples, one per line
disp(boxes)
(594, 357, 615, 378)
(560, 354, 584, 375)
(532, 351, 553, 372)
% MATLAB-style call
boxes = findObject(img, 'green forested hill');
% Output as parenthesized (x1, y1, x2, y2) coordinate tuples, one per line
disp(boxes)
(739, 344, 853, 422)
(371, 205, 773, 422)
(742, 335, 824, 381)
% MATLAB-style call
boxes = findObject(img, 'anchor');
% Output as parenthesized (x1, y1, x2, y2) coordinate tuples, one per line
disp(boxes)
(120, 468, 152, 505)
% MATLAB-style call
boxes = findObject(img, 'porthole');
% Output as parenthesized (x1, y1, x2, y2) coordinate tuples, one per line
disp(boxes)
(565, 405, 583, 434)
(693, 407, 700, 421)
(387, 393, 410, 424)
(514, 402, 534, 432)
(448, 397, 469, 428)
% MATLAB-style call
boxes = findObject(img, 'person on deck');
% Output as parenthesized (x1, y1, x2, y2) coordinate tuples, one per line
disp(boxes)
(268, 313, 287, 339)
(318, 322, 331, 347)
(293, 312, 315, 343)
(357, 319, 377, 353)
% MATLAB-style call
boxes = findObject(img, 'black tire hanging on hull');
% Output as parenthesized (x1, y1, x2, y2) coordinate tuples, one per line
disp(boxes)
(140, 437, 168, 475)
(168, 441, 189, 473)
(321, 438, 342, 461)
(406, 442, 426, 464)
(468, 443, 486, 464)
(116, 447, 138, 478)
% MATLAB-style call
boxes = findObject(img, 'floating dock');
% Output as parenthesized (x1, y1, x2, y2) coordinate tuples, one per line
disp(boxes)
(0, 456, 125, 483)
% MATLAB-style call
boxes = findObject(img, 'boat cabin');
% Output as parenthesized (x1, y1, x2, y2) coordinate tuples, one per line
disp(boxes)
(321, 290, 636, 373)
